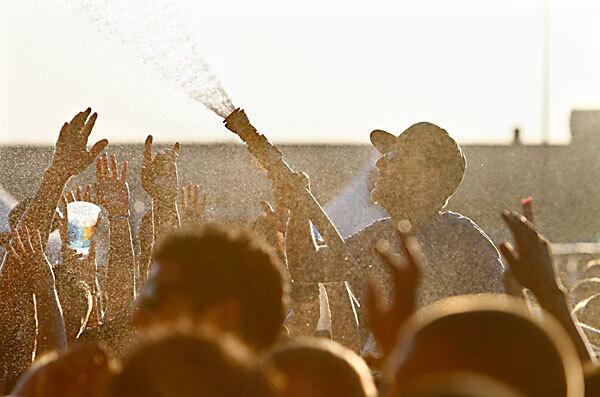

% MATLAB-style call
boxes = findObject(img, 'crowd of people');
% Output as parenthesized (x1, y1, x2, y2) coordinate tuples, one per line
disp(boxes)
(0, 107, 598, 396)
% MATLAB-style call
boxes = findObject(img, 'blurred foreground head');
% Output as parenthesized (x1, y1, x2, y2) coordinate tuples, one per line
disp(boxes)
(134, 223, 289, 351)
(370, 123, 465, 223)
(385, 294, 584, 397)
(109, 330, 281, 397)
(265, 337, 377, 397)
(11, 343, 114, 397)
(398, 371, 526, 397)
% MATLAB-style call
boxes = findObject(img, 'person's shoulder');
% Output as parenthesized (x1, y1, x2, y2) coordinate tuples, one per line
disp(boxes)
(436, 211, 488, 235)
(435, 211, 501, 257)
(346, 217, 394, 243)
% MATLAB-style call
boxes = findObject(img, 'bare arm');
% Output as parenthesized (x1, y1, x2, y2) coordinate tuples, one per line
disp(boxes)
(94, 153, 135, 319)
(136, 208, 154, 295)
(0, 108, 106, 389)
(500, 211, 595, 364)
(273, 172, 346, 283)
(178, 182, 207, 228)
(10, 228, 66, 358)
(141, 135, 181, 242)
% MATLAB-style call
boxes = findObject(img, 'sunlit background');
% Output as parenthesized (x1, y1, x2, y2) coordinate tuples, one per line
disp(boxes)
(1, 0, 599, 144)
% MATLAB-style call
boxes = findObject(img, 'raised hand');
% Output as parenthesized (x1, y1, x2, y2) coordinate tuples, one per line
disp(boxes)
(366, 231, 423, 359)
(499, 211, 558, 299)
(521, 196, 534, 224)
(51, 108, 108, 178)
(178, 182, 207, 227)
(503, 198, 536, 297)
(9, 228, 55, 290)
(64, 185, 94, 204)
(94, 153, 130, 217)
(141, 135, 180, 200)
(500, 209, 596, 363)
(9, 227, 67, 358)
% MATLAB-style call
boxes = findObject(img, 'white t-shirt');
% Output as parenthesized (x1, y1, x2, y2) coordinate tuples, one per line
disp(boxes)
(345, 211, 505, 310)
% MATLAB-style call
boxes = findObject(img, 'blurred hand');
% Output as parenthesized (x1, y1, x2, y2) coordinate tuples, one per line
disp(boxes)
(366, 231, 423, 359)
(178, 182, 207, 227)
(51, 108, 108, 178)
(503, 198, 536, 297)
(9, 227, 55, 290)
(499, 211, 561, 300)
(141, 135, 180, 200)
(94, 153, 130, 217)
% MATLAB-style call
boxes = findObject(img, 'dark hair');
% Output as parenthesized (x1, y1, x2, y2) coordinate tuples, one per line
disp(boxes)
(109, 330, 280, 397)
(153, 223, 289, 351)
(266, 337, 377, 397)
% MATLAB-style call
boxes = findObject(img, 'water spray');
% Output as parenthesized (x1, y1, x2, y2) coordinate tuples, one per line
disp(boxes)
(65, 0, 356, 278)
(223, 109, 354, 274)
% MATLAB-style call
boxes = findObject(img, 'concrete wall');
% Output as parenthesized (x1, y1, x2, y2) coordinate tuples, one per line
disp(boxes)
(2, 109, 600, 244)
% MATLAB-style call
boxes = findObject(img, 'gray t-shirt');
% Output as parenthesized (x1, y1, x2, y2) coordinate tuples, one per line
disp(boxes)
(345, 211, 505, 310)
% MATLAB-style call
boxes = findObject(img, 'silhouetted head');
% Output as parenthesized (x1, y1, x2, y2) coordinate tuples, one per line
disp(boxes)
(398, 371, 525, 397)
(584, 364, 600, 397)
(54, 266, 93, 343)
(385, 294, 583, 397)
(134, 223, 289, 352)
(11, 343, 115, 397)
(109, 330, 281, 397)
(265, 337, 377, 397)
(370, 123, 465, 225)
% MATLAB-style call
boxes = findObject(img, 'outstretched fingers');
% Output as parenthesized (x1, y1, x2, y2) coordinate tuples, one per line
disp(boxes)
(81, 112, 97, 138)
(143, 135, 154, 165)
(88, 139, 109, 165)
(110, 154, 118, 180)
(119, 160, 128, 182)
(499, 242, 519, 267)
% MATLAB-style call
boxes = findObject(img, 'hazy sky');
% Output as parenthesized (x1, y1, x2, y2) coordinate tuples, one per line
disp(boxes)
(1, 0, 599, 145)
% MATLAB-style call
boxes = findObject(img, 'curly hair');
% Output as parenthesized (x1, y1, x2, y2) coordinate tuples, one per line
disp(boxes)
(153, 224, 289, 351)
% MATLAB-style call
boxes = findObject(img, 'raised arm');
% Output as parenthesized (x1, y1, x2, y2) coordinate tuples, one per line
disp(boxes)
(10, 228, 66, 358)
(500, 211, 595, 364)
(366, 232, 423, 362)
(18, 108, 107, 245)
(136, 208, 154, 295)
(58, 190, 101, 329)
(94, 153, 135, 319)
(178, 182, 207, 228)
(141, 135, 180, 242)
(273, 172, 344, 283)
(0, 108, 106, 390)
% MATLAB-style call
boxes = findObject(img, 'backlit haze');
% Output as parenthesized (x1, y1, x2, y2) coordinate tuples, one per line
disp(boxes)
(1, 0, 599, 145)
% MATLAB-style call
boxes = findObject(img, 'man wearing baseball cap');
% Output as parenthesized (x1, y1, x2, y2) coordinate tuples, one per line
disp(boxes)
(281, 122, 505, 339)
